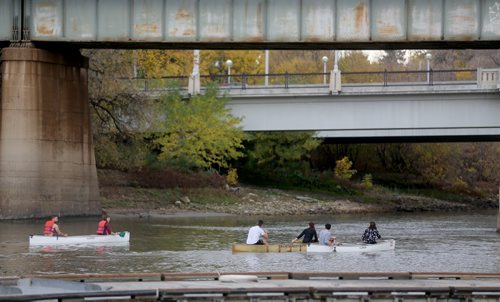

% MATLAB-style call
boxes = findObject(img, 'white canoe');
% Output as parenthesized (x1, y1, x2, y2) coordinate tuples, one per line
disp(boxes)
(307, 239, 395, 253)
(29, 232, 130, 246)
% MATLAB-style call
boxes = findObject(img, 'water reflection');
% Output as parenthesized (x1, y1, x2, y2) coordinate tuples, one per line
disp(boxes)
(0, 212, 499, 275)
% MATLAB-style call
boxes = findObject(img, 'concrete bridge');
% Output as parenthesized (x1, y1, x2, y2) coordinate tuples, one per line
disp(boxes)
(1, 0, 500, 219)
(139, 68, 500, 142)
(2, 0, 500, 49)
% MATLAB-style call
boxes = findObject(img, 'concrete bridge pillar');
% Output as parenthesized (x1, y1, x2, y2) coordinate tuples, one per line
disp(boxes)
(0, 47, 100, 219)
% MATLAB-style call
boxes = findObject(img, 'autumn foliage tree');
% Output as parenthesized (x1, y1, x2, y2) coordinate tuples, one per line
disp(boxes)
(155, 88, 244, 170)
(84, 49, 152, 170)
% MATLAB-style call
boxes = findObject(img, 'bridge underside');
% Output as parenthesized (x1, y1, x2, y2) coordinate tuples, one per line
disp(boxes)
(3, 41, 500, 51)
(321, 134, 500, 144)
(227, 93, 500, 142)
(2, 0, 500, 50)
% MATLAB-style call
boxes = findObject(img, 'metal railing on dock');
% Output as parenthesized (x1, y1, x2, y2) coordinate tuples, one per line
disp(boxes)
(1, 272, 500, 302)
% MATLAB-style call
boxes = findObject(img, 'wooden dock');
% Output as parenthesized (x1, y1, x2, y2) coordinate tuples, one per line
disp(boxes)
(1, 272, 499, 302)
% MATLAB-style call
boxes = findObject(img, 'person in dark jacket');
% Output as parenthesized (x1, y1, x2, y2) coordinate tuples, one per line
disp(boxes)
(294, 222, 318, 243)
(362, 221, 382, 244)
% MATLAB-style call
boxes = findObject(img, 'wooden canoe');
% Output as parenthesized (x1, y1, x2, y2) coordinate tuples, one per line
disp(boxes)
(232, 243, 307, 253)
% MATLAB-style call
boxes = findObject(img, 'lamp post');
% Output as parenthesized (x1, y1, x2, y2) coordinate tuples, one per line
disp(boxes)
(426, 53, 432, 84)
(226, 59, 233, 85)
(322, 56, 328, 85)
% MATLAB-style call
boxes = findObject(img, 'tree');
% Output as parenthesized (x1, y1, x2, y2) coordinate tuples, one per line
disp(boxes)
(339, 51, 383, 83)
(84, 49, 153, 170)
(155, 88, 244, 170)
(248, 131, 322, 170)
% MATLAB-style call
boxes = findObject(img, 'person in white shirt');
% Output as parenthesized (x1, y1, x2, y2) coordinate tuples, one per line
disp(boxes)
(246, 220, 268, 245)
(318, 223, 336, 246)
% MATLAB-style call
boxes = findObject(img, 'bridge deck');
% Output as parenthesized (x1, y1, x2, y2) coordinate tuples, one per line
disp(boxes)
(2, 0, 500, 49)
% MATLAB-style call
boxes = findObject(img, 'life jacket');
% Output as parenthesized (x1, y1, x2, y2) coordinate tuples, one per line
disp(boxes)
(96, 220, 107, 235)
(44, 220, 55, 235)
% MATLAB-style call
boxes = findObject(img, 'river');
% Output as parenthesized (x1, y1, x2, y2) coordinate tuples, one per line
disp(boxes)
(1, 212, 499, 276)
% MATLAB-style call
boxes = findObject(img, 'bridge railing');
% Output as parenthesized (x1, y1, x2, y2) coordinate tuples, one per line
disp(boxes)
(129, 68, 492, 93)
(341, 69, 477, 87)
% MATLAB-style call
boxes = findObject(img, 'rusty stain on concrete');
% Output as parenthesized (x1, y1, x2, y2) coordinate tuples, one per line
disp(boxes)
(37, 21, 55, 35)
(171, 8, 196, 37)
(376, 21, 398, 35)
(134, 23, 159, 34)
(182, 28, 195, 37)
(176, 9, 192, 20)
(354, 2, 368, 33)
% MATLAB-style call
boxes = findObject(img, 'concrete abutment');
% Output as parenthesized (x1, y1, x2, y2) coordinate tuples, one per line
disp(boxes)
(0, 47, 100, 219)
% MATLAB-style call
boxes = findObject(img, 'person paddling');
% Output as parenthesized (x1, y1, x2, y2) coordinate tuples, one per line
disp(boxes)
(96, 216, 115, 235)
(43, 215, 67, 237)
(362, 221, 382, 244)
(319, 223, 336, 246)
(294, 222, 318, 244)
(246, 220, 268, 245)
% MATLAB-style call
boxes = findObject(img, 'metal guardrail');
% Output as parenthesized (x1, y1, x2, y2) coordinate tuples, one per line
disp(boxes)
(128, 69, 483, 92)
(18, 272, 500, 282)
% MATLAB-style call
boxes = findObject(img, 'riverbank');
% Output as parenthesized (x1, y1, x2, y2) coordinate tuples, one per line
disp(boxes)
(99, 170, 497, 218)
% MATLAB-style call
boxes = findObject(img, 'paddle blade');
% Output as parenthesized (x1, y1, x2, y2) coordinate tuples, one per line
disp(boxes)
(119, 231, 126, 237)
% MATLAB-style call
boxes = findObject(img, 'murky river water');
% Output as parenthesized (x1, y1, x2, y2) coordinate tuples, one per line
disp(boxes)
(0, 212, 499, 276)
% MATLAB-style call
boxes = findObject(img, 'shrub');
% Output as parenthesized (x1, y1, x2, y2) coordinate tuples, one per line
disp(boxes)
(334, 157, 357, 180)
(226, 168, 239, 186)
(362, 174, 373, 189)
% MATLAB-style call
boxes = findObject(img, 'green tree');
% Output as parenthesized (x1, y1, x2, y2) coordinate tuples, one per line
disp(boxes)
(339, 51, 383, 83)
(155, 88, 244, 170)
(248, 131, 322, 170)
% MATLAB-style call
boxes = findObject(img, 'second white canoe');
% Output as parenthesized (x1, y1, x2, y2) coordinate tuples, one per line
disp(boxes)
(307, 239, 395, 253)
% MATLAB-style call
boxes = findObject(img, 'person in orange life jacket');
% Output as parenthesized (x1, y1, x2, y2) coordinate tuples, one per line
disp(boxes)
(96, 216, 115, 235)
(43, 215, 67, 237)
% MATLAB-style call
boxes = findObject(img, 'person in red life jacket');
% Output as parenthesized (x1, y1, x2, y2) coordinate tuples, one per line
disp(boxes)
(43, 216, 67, 237)
(96, 216, 115, 235)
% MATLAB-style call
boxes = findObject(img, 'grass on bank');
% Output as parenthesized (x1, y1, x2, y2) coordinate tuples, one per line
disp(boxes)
(98, 168, 497, 211)
(100, 187, 242, 209)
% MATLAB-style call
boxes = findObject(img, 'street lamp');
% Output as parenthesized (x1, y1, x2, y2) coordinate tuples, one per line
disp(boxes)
(425, 53, 432, 84)
(322, 56, 328, 85)
(226, 59, 233, 85)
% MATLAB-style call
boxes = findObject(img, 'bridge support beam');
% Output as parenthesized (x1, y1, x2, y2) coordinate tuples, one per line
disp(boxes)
(0, 47, 100, 219)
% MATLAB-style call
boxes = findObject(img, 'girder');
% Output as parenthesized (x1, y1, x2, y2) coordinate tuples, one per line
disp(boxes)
(1, 0, 500, 49)
(226, 91, 500, 140)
